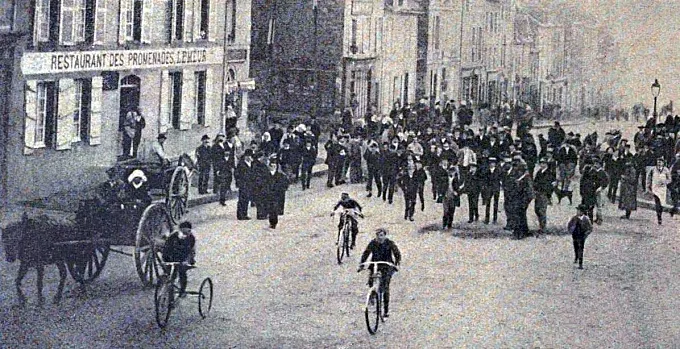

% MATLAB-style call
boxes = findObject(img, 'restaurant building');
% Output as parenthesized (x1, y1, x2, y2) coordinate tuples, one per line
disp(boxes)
(0, 0, 252, 207)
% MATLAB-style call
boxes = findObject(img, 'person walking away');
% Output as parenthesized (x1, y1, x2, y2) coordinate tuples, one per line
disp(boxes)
(442, 166, 462, 229)
(364, 141, 382, 198)
(618, 160, 638, 219)
(300, 140, 317, 190)
(568, 205, 593, 269)
(414, 161, 428, 211)
(647, 157, 672, 225)
(398, 164, 419, 221)
(462, 162, 481, 223)
(195, 135, 212, 195)
(262, 159, 289, 229)
(533, 158, 554, 235)
(358, 228, 402, 318)
(235, 149, 255, 220)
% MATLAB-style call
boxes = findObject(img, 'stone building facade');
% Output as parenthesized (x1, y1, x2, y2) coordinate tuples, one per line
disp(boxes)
(0, 0, 252, 208)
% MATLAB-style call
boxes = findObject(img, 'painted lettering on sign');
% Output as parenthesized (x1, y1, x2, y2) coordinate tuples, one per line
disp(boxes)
(22, 47, 222, 75)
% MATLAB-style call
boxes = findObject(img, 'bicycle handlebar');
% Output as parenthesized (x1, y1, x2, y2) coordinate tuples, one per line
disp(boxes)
(357, 261, 398, 272)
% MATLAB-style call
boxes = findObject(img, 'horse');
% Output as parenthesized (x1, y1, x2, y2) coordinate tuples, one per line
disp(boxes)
(1, 213, 68, 307)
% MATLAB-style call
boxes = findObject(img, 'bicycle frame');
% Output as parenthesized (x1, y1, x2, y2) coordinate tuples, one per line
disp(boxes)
(359, 261, 398, 334)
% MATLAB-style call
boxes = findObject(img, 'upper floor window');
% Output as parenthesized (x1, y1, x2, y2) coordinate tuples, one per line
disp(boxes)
(0, 0, 14, 31)
(226, 0, 236, 43)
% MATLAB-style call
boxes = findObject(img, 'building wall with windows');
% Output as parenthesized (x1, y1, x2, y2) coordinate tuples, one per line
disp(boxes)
(379, 6, 418, 115)
(0, 0, 17, 212)
(2, 0, 241, 205)
(425, 0, 462, 105)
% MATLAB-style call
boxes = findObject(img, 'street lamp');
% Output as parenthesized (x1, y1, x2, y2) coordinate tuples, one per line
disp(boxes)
(651, 78, 661, 119)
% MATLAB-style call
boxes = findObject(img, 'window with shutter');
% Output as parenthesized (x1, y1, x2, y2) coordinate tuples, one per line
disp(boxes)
(199, 0, 209, 40)
(56, 79, 75, 150)
(24, 81, 40, 153)
(94, 0, 108, 44)
(118, 0, 128, 43)
(194, 71, 206, 125)
(89, 77, 103, 145)
(141, 0, 153, 43)
(183, 0, 194, 42)
(159, 71, 171, 133)
(74, 0, 86, 42)
(34, 0, 51, 44)
(35, 82, 49, 146)
(72, 80, 84, 142)
(180, 69, 194, 130)
(60, 0, 75, 45)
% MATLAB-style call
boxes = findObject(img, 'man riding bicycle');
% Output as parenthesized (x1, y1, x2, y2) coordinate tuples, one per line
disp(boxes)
(330, 192, 363, 249)
(358, 228, 401, 318)
(162, 221, 196, 297)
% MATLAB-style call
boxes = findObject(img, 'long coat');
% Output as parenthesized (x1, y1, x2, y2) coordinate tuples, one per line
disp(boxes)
(647, 166, 672, 203)
(263, 170, 289, 215)
(618, 166, 637, 211)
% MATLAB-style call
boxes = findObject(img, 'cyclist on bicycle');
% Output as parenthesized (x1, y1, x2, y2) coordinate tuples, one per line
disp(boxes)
(330, 192, 363, 249)
(162, 221, 196, 297)
(358, 228, 401, 318)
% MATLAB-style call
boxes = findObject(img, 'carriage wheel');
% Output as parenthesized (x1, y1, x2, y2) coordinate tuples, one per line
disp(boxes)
(135, 203, 173, 287)
(67, 243, 111, 284)
(167, 167, 189, 224)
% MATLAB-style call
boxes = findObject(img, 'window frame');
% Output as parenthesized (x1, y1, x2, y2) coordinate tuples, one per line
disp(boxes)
(194, 70, 207, 125)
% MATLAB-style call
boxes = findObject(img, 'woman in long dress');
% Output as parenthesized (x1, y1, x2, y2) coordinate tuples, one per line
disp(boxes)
(618, 161, 637, 219)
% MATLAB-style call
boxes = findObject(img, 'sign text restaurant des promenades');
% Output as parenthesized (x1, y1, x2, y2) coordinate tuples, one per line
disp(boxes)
(21, 46, 224, 75)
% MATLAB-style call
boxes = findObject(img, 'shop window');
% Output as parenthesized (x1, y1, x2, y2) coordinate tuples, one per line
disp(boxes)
(170, 72, 183, 129)
(194, 71, 206, 125)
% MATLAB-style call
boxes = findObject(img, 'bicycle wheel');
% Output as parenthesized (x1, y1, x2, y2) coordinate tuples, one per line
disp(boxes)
(336, 228, 346, 265)
(365, 290, 380, 335)
(198, 278, 213, 319)
(155, 279, 173, 329)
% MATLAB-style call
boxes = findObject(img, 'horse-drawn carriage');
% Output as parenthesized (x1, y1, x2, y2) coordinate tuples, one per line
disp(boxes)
(2, 154, 196, 305)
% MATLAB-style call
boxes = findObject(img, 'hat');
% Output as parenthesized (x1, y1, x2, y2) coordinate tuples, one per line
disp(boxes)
(157, 133, 167, 140)
(179, 221, 192, 229)
(243, 149, 254, 157)
(127, 169, 147, 188)
(567, 132, 575, 136)
(488, 157, 497, 163)
(201, 134, 210, 141)
(637, 125, 646, 129)
(577, 204, 589, 212)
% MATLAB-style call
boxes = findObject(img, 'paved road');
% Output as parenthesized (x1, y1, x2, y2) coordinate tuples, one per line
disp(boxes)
(1, 118, 679, 348)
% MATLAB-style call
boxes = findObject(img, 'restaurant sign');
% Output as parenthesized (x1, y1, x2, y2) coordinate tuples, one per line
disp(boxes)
(21, 46, 224, 75)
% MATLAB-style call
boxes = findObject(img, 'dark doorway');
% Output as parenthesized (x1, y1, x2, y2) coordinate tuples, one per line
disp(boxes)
(119, 75, 141, 131)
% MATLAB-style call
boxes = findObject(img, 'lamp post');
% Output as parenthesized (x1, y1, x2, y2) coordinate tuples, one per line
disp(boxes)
(651, 78, 661, 121)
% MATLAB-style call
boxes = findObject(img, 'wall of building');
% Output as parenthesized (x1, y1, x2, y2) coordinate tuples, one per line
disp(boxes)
(426, 0, 462, 104)
(3, 0, 232, 204)
(379, 9, 418, 114)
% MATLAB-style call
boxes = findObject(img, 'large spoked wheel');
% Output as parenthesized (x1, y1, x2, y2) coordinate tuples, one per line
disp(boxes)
(336, 227, 347, 265)
(167, 167, 189, 224)
(67, 242, 111, 284)
(154, 278, 174, 329)
(198, 278, 214, 319)
(135, 203, 172, 287)
(365, 290, 380, 335)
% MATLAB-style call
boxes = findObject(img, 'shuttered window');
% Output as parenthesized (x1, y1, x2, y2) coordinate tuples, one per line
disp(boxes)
(94, 0, 108, 44)
(194, 71, 206, 125)
(35, 83, 49, 146)
(34, 0, 51, 44)
(25, 81, 57, 151)
(159, 71, 171, 133)
(183, 0, 194, 42)
(198, 0, 209, 40)
(56, 79, 75, 150)
(89, 77, 103, 145)
(170, 71, 182, 129)
(203, 68, 213, 127)
(60, 0, 75, 44)
(141, 0, 153, 43)
(73, 80, 84, 142)
(180, 69, 194, 130)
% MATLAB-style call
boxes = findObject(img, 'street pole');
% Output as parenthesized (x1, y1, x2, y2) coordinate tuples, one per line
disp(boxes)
(653, 96, 658, 119)
(313, 1, 320, 118)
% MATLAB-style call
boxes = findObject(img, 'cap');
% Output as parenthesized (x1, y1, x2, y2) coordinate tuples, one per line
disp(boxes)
(243, 149, 254, 157)
(179, 221, 192, 229)
(201, 134, 210, 141)
(157, 133, 167, 140)
(488, 157, 497, 162)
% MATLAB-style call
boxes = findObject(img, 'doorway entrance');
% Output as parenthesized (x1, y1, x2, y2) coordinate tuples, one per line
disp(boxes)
(120, 75, 141, 131)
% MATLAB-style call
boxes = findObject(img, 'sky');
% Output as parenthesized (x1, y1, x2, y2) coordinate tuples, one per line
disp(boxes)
(527, 0, 680, 110)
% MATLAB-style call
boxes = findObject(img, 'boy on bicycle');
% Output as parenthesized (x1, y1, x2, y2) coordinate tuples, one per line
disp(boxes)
(358, 228, 401, 318)
(330, 192, 363, 249)
(162, 221, 196, 297)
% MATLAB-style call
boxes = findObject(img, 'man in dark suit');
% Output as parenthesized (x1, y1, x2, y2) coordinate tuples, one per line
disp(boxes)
(534, 158, 555, 234)
(481, 158, 502, 224)
(364, 141, 382, 197)
(462, 162, 482, 223)
(398, 164, 419, 221)
(300, 140, 317, 190)
(195, 135, 212, 195)
(442, 166, 462, 229)
(262, 159, 289, 229)
(234, 149, 255, 220)
(381, 141, 400, 204)
(253, 153, 270, 220)
(212, 134, 230, 205)
(513, 162, 534, 239)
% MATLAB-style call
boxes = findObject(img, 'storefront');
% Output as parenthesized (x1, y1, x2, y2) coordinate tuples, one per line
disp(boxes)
(7, 45, 225, 203)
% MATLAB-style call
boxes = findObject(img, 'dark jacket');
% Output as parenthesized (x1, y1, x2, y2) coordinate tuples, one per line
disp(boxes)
(360, 238, 402, 267)
(480, 166, 502, 198)
(262, 170, 290, 215)
(301, 145, 318, 168)
(196, 144, 212, 170)
(235, 159, 255, 197)
(533, 167, 555, 195)
(398, 172, 419, 198)
(462, 168, 482, 195)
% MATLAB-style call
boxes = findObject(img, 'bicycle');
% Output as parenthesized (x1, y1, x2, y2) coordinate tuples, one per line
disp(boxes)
(154, 262, 213, 329)
(332, 209, 363, 264)
(357, 261, 398, 335)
